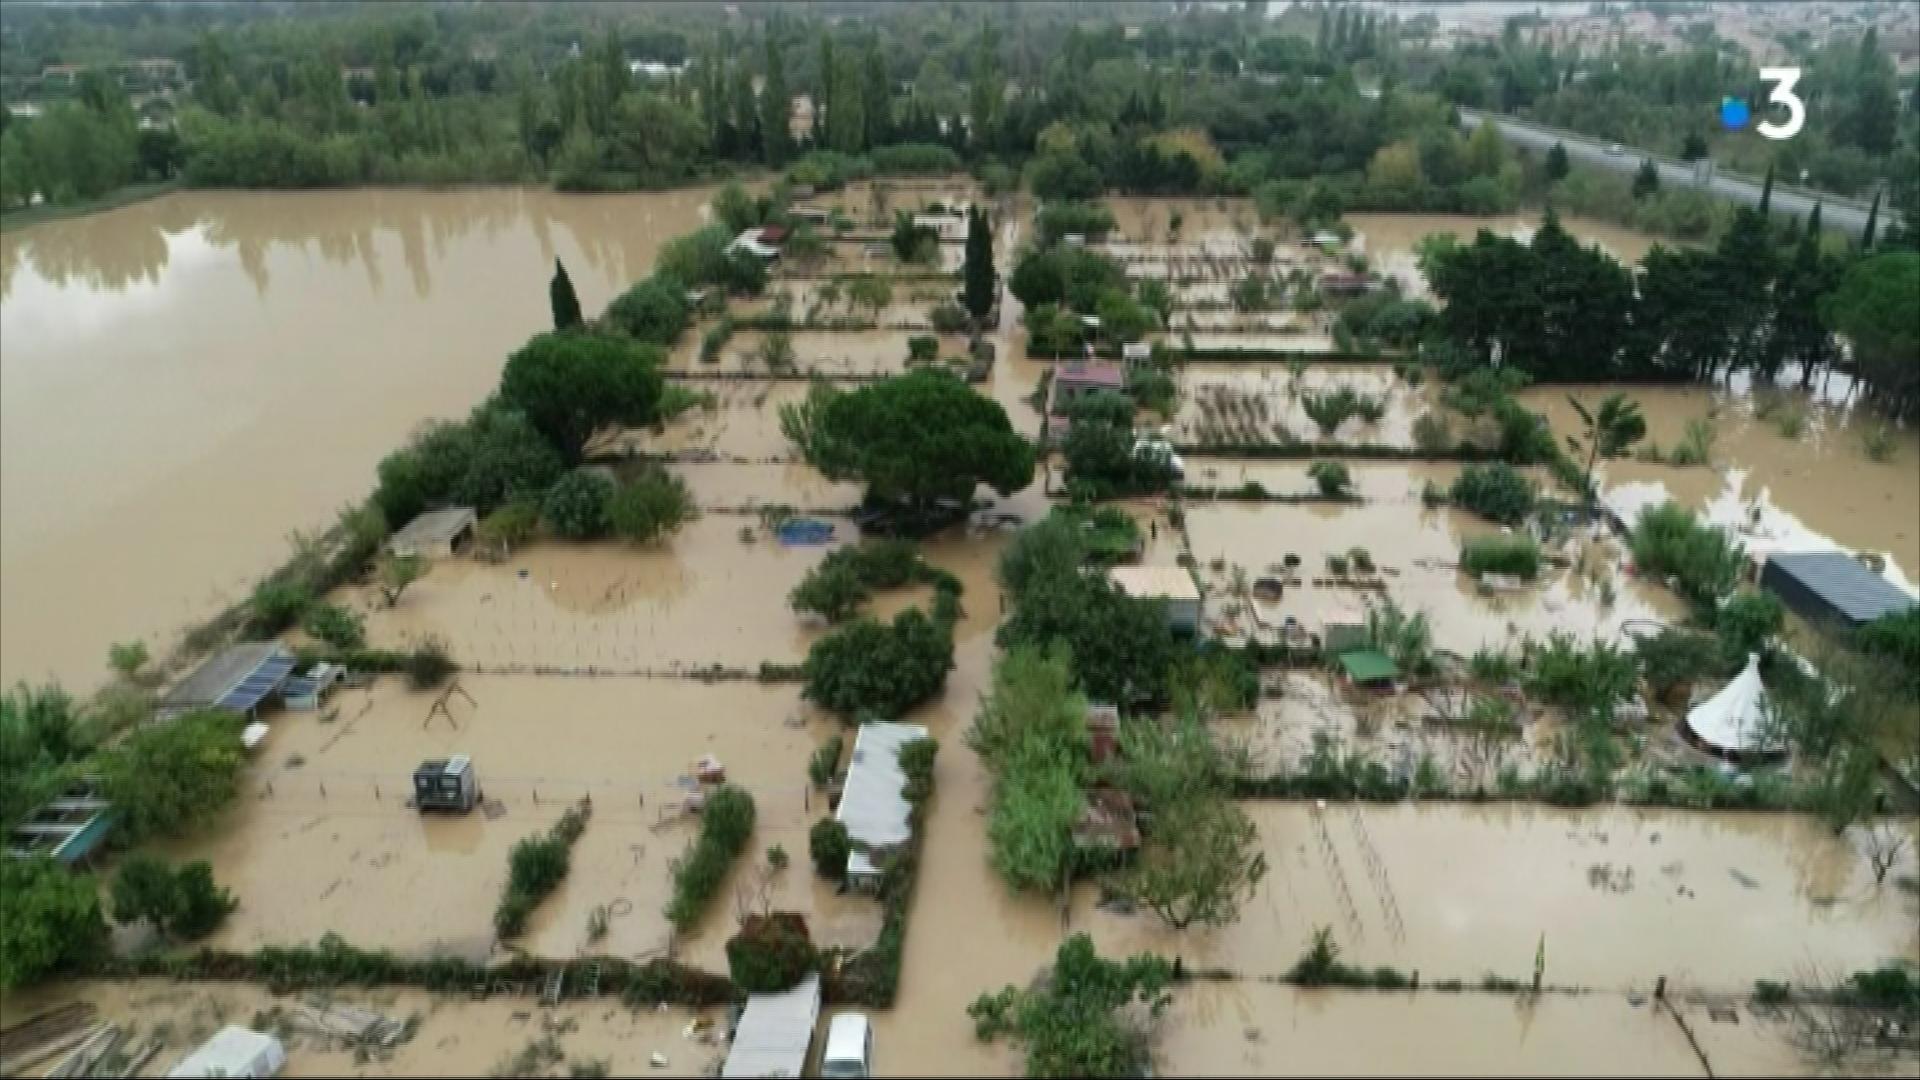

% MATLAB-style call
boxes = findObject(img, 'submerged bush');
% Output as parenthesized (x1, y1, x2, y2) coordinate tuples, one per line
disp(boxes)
(1447, 462, 1536, 526)
(1460, 534, 1541, 580)
(665, 786, 755, 931)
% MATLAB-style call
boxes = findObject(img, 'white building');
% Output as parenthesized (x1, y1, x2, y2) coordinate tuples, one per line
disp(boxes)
(836, 721, 928, 890)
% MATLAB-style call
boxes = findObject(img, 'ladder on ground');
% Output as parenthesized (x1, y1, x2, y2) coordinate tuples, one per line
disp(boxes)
(1345, 805, 1406, 944)
(1309, 804, 1364, 943)
(540, 967, 565, 1007)
(581, 961, 603, 998)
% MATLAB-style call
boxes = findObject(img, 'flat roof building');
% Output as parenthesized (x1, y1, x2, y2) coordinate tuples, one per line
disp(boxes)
(1108, 566, 1201, 634)
(388, 507, 476, 560)
(1759, 550, 1915, 630)
(161, 642, 298, 718)
(837, 721, 928, 890)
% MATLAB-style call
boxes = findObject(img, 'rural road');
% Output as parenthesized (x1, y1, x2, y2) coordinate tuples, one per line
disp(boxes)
(1457, 108, 1889, 237)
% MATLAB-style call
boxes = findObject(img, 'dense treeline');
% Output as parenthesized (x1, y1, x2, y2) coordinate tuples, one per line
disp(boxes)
(1426, 207, 1919, 416)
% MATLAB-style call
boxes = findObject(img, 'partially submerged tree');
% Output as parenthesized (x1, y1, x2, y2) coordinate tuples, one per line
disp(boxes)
(500, 331, 665, 462)
(98, 709, 245, 841)
(0, 858, 109, 989)
(969, 934, 1174, 1078)
(376, 552, 424, 608)
(802, 608, 955, 718)
(1565, 392, 1646, 510)
(783, 369, 1033, 516)
(1125, 793, 1266, 930)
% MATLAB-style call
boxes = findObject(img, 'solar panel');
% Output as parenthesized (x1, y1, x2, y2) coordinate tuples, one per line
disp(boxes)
(215, 653, 298, 712)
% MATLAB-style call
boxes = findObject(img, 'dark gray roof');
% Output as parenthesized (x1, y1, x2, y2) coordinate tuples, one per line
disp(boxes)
(1764, 551, 1916, 625)
(163, 642, 297, 712)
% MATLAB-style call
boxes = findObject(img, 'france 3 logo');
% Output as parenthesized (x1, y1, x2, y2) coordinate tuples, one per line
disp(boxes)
(1722, 69, 1805, 141)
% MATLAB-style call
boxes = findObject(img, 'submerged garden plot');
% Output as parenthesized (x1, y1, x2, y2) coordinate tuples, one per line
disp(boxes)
(1174, 365, 1438, 451)
(354, 516, 836, 671)
(1180, 495, 1683, 651)
(153, 677, 844, 964)
(1072, 802, 1919, 991)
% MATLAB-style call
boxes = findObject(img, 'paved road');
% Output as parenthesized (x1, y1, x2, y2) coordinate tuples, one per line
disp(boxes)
(1457, 109, 1889, 238)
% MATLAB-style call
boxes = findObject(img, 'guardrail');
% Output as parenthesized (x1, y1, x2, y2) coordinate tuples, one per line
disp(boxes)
(1458, 108, 1882, 213)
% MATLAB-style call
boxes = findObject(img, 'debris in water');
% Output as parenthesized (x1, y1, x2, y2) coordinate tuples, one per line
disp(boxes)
(1728, 868, 1759, 889)
(651, 1051, 669, 1067)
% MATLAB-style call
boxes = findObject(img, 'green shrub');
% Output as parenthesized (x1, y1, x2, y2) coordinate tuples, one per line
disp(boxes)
(301, 602, 365, 650)
(929, 302, 971, 332)
(249, 579, 313, 634)
(810, 817, 851, 880)
(1752, 979, 1792, 1006)
(808, 735, 844, 788)
(1713, 590, 1783, 659)
(726, 911, 816, 992)
(1411, 413, 1452, 452)
(1856, 606, 1920, 696)
(541, 471, 615, 539)
(1447, 463, 1537, 526)
(1629, 502, 1743, 607)
(606, 469, 694, 543)
(665, 786, 756, 931)
(494, 803, 590, 938)
(171, 862, 238, 940)
(0, 858, 109, 989)
(405, 637, 456, 690)
(907, 335, 939, 362)
(1460, 534, 1541, 579)
(1307, 460, 1352, 497)
(802, 609, 954, 718)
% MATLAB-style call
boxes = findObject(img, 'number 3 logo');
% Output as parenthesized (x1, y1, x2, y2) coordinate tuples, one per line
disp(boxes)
(1757, 68, 1805, 141)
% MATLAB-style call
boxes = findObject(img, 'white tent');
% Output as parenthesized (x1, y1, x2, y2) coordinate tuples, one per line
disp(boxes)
(1684, 653, 1785, 760)
(168, 1026, 286, 1078)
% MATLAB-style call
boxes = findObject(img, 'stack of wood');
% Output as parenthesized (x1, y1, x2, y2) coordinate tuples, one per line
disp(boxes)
(0, 1004, 164, 1078)
(285, 998, 410, 1051)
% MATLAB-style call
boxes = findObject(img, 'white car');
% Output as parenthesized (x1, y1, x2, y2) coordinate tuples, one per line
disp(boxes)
(821, 1013, 872, 1079)
(1607, 142, 1625, 155)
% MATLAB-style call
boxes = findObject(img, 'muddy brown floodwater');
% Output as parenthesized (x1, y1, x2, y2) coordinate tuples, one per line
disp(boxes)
(0, 186, 719, 692)
(1348, 211, 1664, 299)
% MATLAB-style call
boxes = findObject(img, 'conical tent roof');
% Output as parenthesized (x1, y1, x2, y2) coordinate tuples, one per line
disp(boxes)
(1685, 653, 1782, 756)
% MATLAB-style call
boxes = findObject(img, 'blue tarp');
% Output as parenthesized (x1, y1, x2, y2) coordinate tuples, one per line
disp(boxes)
(776, 518, 835, 546)
(216, 653, 298, 713)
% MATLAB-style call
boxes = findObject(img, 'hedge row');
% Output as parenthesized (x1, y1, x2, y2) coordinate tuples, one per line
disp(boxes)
(1171, 441, 1508, 462)
(86, 934, 736, 1006)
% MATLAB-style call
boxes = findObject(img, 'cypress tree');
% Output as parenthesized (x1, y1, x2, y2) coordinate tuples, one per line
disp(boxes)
(963, 207, 995, 325)
(1861, 190, 1880, 249)
(762, 36, 793, 165)
(550, 259, 583, 330)
(1807, 201, 1823, 236)
(1759, 163, 1774, 216)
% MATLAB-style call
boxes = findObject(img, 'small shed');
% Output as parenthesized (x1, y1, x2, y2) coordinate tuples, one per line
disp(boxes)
(1071, 787, 1140, 856)
(1052, 360, 1126, 413)
(1336, 648, 1399, 689)
(282, 662, 343, 711)
(1758, 550, 1916, 630)
(5, 781, 114, 866)
(161, 642, 298, 719)
(1086, 704, 1121, 765)
(1122, 341, 1152, 363)
(838, 721, 929, 890)
(167, 1026, 286, 1078)
(1108, 566, 1201, 634)
(388, 507, 476, 560)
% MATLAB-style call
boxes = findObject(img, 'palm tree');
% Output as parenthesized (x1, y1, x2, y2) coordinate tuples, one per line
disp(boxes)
(1566, 393, 1647, 513)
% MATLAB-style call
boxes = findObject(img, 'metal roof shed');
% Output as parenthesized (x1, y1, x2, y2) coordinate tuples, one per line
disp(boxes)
(388, 507, 476, 559)
(161, 642, 298, 717)
(1337, 649, 1399, 688)
(837, 721, 928, 888)
(1759, 551, 1916, 630)
(722, 973, 821, 1079)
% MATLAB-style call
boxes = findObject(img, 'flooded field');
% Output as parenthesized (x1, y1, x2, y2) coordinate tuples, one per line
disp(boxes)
(610, 380, 811, 459)
(1175, 364, 1434, 447)
(1348, 211, 1664, 299)
(1107, 196, 1262, 244)
(352, 517, 861, 670)
(665, 328, 959, 377)
(1074, 803, 1920, 990)
(1523, 384, 1920, 586)
(0, 186, 719, 691)
(0, 979, 727, 1077)
(1180, 484, 1685, 651)
(1156, 981, 1806, 1077)
(152, 675, 858, 965)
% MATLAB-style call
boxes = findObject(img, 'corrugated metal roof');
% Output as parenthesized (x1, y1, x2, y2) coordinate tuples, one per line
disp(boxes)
(390, 507, 476, 549)
(1338, 648, 1399, 684)
(1764, 551, 1915, 625)
(163, 642, 296, 712)
(1108, 565, 1200, 602)
(837, 722, 927, 855)
(722, 974, 820, 1079)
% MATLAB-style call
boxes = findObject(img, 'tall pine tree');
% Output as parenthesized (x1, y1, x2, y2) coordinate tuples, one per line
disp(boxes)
(1861, 190, 1880, 249)
(1759, 163, 1774, 216)
(550, 259, 583, 331)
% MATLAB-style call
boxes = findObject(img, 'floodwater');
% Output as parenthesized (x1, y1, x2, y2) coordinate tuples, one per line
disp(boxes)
(0, 186, 719, 692)
(1347, 211, 1663, 299)
(1180, 468, 1686, 651)
(0, 978, 728, 1077)
(355, 517, 840, 671)
(154, 674, 853, 965)
(1156, 981, 1807, 1077)
(1522, 384, 1920, 587)
(665, 328, 962, 377)
(1073, 803, 1920, 991)
(1176, 364, 1435, 447)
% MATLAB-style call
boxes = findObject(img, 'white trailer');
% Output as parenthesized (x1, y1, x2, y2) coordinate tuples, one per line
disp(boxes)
(721, 973, 821, 1079)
